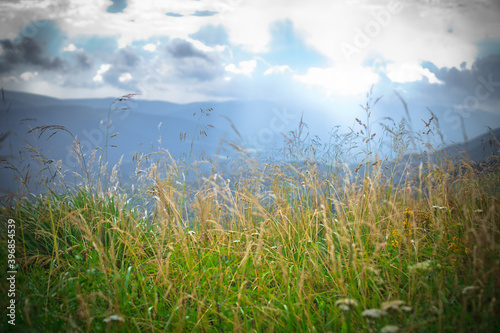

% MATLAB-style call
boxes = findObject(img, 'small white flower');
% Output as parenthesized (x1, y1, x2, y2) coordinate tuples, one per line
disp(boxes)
(335, 298, 358, 311)
(103, 315, 124, 323)
(232, 240, 240, 243)
(408, 260, 440, 275)
(381, 300, 405, 312)
(187, 230, 195, 235)
(381, 325, 399, 333)
(270, 246, 277, 249)
(362, 309, 387, 319)
(337, 304, 350, 311)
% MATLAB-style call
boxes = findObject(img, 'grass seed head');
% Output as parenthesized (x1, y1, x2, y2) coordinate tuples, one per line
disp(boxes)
(408, 260, 440, 275)
(381, 300, 406, 312)
(381, 325, 400, 333)
(335, 298, 358, 311)
(362, 308, 387, 319)
(462, 286, 480, 295)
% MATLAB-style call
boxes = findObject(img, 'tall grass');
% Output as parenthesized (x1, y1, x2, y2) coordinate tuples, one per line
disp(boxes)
(1, 92, 499, 332)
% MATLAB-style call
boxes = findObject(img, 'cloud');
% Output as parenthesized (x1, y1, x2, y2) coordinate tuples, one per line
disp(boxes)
(143, 43, 157, 52)
(20, 71, 38, 81)
(264, 65, 291, 76)
(189, 24, 229, 47)
(173, 57, 225, 81)
(0, 3, 64, 41)
(114, 47, 141, 68)
(142, 38, 229, 83)
(185, 38, 223, 53)
(167, 38, 208, 59)
(72, 51, 93, 70)
(93, 63, 111, 82)
(293, 65, 379, 96)
(90, 48, 143, 88)
(2, 0, 496, 74)
(1, 75, 18, 83)
(118, 72, 132, 82)
(0, 37, 66, 73)
(0, 0, 498, 118)
(225, 60, 257, 77)
(221, 0, 498, 72)
(386, 63, 442, 84)
(92, 38, 229, 87)
(434, 54, 500, 102)
(168, 46, 226, 81)
(0, 1, 223, 50)
(63, 43, 77, 52)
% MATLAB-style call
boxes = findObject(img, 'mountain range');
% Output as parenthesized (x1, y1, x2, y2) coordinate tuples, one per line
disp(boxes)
(1, 90, 498, 196)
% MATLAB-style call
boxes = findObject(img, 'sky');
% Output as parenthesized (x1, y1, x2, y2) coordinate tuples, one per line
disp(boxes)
(0, 0, 499, 145)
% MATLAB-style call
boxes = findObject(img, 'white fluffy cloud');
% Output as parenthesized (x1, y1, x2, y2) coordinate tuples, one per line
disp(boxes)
(264, 65, 292, 76)
(20, 71, 38, 81)
(63, 43, 77, 52)
(225, 60, 257, 77)
(385, 63, 441, 84)
(222, 0, 496, 70)
(92, 64, 111, 82)
(143, 43, 157, 52)
(118, 72, 132, 82)
(293, 66, 379, 96)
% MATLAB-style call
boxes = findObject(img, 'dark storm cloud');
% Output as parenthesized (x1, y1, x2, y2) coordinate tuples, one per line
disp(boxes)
(167, 39, 208, 59)
(91, 48, 142, 88)
(101, 69, 138, 90)
(165, 39, 226, 81)
(191, 10, 218, 17)
(114, 47, 141, 68)
(434, 53, 500, 101)
(72, 51, 93, 70)
(173, 57, 224, 81)
(0, 36, 66, 73)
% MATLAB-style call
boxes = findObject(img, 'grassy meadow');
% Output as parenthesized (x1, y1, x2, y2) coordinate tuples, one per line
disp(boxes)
(1, 93, 499, 332)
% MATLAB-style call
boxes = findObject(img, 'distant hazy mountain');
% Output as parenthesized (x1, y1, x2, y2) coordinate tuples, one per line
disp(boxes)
(437, 127, 500, 162)
(0, 90, 305, 194)
(1, 90, 499, 196)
